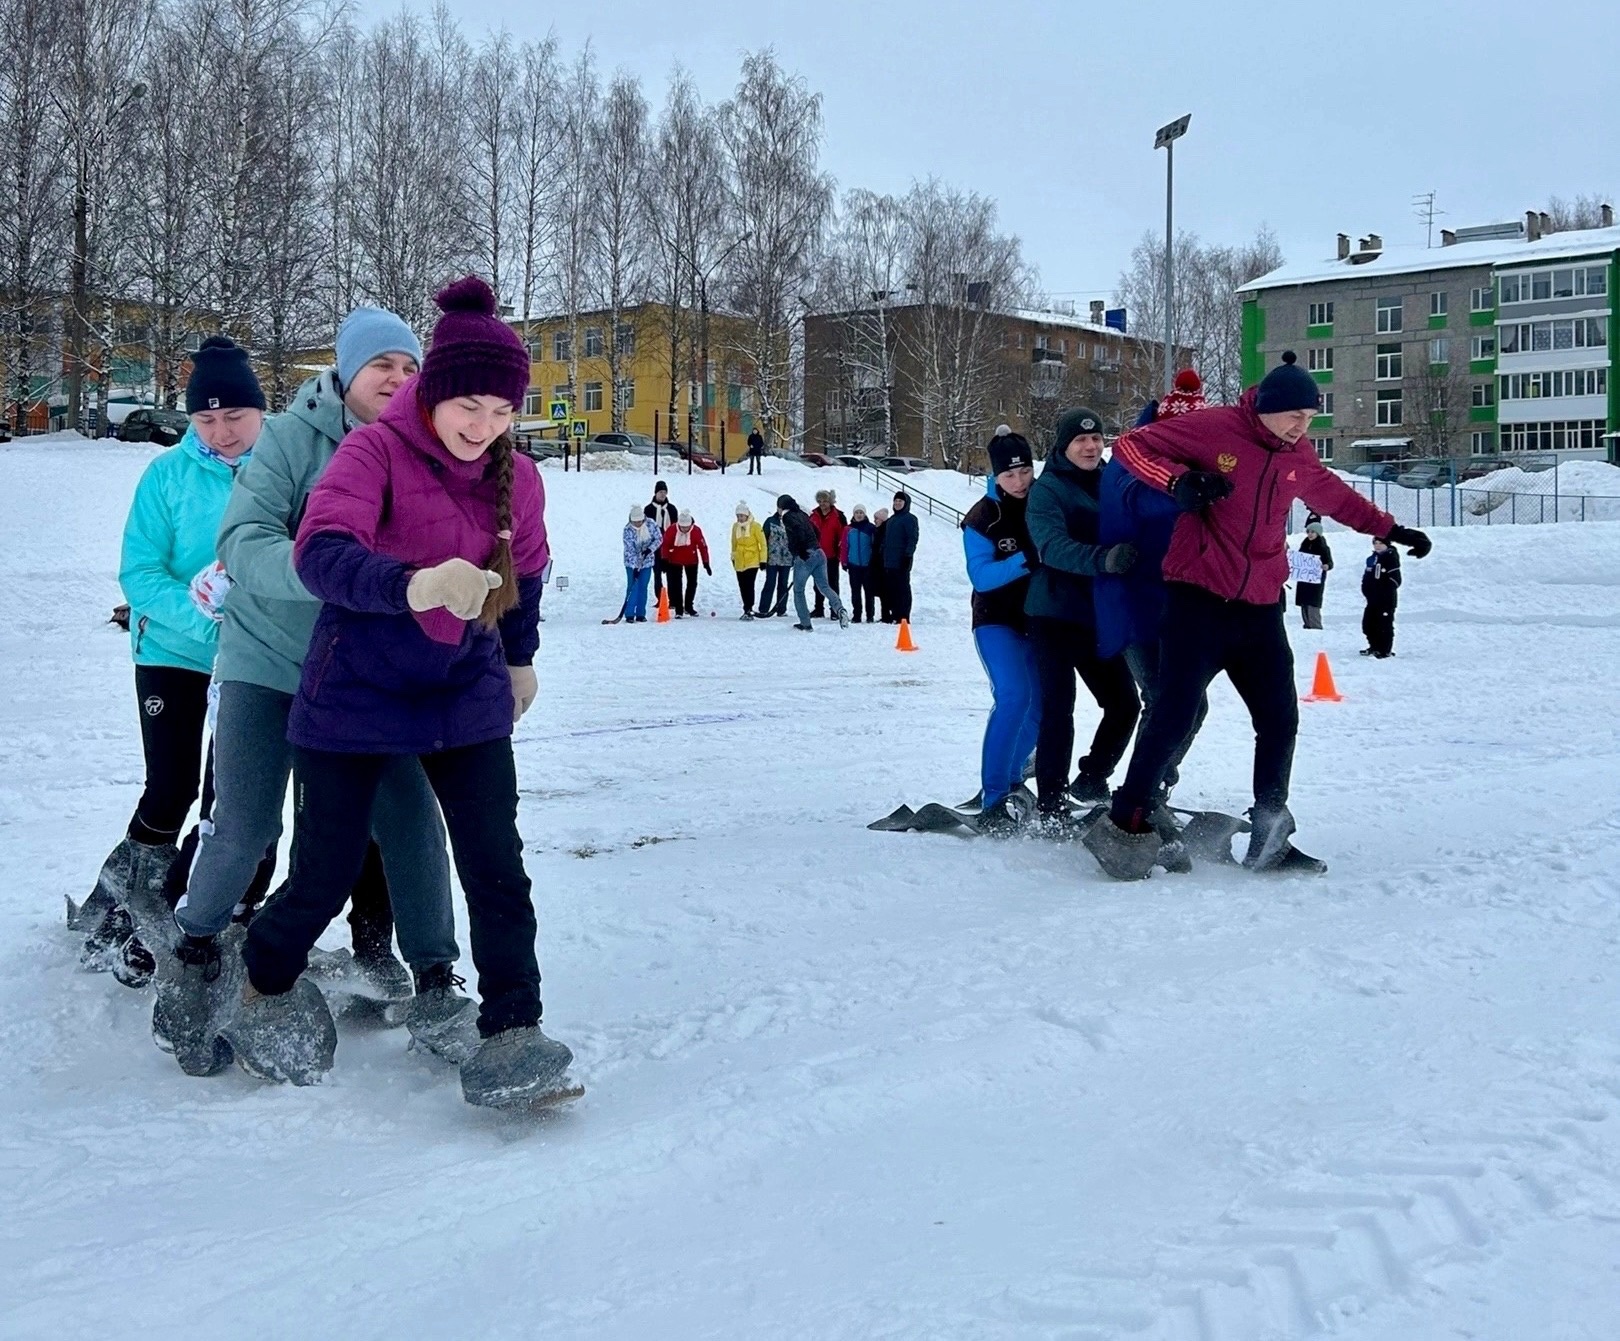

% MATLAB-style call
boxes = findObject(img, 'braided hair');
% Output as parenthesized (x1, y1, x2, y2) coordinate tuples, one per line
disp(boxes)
(478, 432, 520, 628)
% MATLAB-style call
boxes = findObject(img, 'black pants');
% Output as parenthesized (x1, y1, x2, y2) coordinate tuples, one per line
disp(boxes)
(736, 567, 757, 614)
(652, 557, 668, 600)
(847, 566, 874, 622)
(1028, 617, 1141, 808)
(129, 664, 210, 845)
(758, 565, 789, 615)
(873, 567, 890, 621)
(1363, 602, 1396, 655)
(747, 452, 762, 475)
(886, 563, 914, 622)
(1121, 640, 1208, 795)
(1113, 583, 1298, 820)
(244, 738, 539, 1037)
(672, 563, 699, 615)
(812, 559, 841, 617)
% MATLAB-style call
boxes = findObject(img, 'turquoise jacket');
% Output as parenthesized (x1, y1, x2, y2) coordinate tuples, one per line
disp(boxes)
(119, 429, 249, 674)
(214, 371, 351, 694)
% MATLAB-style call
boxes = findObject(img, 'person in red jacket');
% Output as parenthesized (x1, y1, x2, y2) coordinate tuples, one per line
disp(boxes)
(660, 509, 711, 616)
(808, 489, 847, 618)
(1084, 351, 1432, 879)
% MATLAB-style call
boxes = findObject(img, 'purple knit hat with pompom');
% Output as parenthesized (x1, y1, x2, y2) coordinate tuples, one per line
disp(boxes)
(417, 276, 530, 410)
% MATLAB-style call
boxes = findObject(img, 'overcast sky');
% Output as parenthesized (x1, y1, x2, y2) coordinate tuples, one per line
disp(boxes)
(358, 0, 1620, 301)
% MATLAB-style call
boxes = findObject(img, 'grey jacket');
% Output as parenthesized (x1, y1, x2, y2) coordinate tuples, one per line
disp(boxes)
(214, 371, 351, 693)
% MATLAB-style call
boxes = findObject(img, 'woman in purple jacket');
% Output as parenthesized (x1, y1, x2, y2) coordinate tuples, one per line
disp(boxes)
(234, 278, 574, 1107)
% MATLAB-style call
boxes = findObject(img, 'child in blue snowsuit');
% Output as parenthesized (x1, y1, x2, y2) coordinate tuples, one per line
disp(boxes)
(961, 426, 1041, 827)
(622, 507, 662, 622)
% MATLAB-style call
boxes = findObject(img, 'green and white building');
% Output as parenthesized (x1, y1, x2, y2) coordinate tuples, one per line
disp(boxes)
(1238, 210, 1620, 466)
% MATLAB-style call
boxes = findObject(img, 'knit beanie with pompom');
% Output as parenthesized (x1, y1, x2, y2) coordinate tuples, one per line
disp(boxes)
(1157, 367, 1207, 418)
(417, 276, 530, 410)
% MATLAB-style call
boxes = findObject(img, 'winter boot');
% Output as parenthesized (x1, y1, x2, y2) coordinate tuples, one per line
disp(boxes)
(460, 1025, 574, 1108)
(152, 927, 240, 1076)
(1066, 772, 1111, 805)
(976, 786, 1035, 839)
(837, 606, 851, 630)
(1242, 805, 1297, 872)
(112, 841, 181, 990)
(219, 977, 338, 1086)
(388, 963, 481, 1064)
(1147, 805, 1192, 875)
(350, 929, 413, 1003)
(66, 838, 136, 932)
(1083, 811, 1162, 880)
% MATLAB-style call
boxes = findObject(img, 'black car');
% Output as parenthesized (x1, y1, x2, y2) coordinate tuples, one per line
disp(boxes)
(116, 408, 188, 447)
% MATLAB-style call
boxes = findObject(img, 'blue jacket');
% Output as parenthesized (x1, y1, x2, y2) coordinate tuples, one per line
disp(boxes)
(843, 519, 876, 568)
(1094, 458, 1183, 658)
(962, 478, 1033, 631)
(623, 519, 661, 570)
(120, 429, 251, 674)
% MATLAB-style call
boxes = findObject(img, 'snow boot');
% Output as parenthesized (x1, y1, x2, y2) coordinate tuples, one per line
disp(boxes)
(837, 607, 851, 630)
(977, 786, 1035, 839)
(388, 963, 481, 1064)
(351, 943, 414, 1004)
(1083, 812, 1161, 880)
(1147, 805, 1192, 875)
(219, 978, 338, 1086)
(112, 841, 181, 990)
(1066, 772, 1111, 805)
(1266, 844, 1329, 876)
(1242, 805, 1298, 872)
(460, 1025, 574, 1108)
(66, 838, 136, 932)
(152, 928, 240, 1076)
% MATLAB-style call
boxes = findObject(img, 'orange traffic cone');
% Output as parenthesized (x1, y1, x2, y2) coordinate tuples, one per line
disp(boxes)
(895, 619, 917, 653)
(1301, 650, 1343, 702)
(655, 587, 671, 623)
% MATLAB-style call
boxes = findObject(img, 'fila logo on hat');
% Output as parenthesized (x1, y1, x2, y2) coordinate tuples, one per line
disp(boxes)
(208, 398, 220, 409)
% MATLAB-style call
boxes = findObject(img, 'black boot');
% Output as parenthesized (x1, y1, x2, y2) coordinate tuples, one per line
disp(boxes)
(153, 930, 237, 1076)
(1084, 807, 1161, 879)
(1242, 804, 1297, 871)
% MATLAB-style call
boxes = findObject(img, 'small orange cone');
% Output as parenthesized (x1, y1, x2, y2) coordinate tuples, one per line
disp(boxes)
(1301, 650, 1343, 702)
(895, 619, 918, 653)
(655, 587, 671, 623)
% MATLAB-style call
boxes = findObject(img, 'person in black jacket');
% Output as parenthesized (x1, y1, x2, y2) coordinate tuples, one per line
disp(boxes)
(871, 506, 891, 622)
(1360, 535, 1401, 657)
(746, 429, 765, 474)
(777, 494, 849, 631)
(1296, 514, 1333, 629)
(644, 480, 678, 602)
(881, 491, 920, 621)
(1023, 407, 1141, 819)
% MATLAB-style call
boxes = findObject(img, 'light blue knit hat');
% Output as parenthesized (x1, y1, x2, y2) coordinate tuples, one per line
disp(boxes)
(335, 307, 423, 387)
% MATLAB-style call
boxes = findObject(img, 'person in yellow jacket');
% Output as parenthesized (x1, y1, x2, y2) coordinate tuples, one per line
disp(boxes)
(730, 502, 768, 620)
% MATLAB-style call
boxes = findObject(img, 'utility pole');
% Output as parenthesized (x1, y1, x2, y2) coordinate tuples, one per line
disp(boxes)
(674, 231, 751, 457)
(1154, 114, 1191, 396)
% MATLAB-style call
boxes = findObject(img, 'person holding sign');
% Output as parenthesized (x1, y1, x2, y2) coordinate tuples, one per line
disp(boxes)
(1294, 515, 1333, 629)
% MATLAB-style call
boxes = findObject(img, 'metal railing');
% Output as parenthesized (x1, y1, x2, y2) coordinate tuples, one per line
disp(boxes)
(1290, 469, 1620, 530)
(855, 461, 965, 526)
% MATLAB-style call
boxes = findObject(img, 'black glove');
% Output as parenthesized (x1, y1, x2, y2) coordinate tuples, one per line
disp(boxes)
(1099, 543, 1137, 575)
(1385, 524, 1431, 558)
(1171, 470, 1235, 512)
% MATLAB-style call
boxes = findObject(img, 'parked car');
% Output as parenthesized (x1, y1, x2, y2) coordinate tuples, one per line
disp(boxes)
(1397, 463, 1448, 489)
(1350, 461, 1401, 482)
(878, 455, 931, 474)
(832, 453, 871, 469)
(1459, 459, 1510, 482)
(800, 452, 835, 467)
(515, 434, 568, 462)
(591, 431, 658, 456)
(664, 440, 720, 470)
(116, 408, 188, 447)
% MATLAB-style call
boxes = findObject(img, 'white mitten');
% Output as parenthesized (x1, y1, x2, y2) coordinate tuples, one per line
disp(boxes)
(407, 558, 501, 620)
(189, 561, 233, 622)
(509, 664, 538, 721)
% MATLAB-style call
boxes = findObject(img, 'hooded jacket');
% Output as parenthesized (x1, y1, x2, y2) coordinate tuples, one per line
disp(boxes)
(120, 427, 250, 674)
(661, 522, 710, 568)
(730, 516, 768, 570)
(841, 517, 876, 568)
(1112, 388, 1394, 605)
(1362, 545, 1401, 609)
(962, 478, 1034, 631)
(780, 500, 821, 561)
(1023, 410, 1110, 624)
(879, 496, 919, 567)
(809, 504, 847, 563)
(1093, 457, 1184, 658)
(288, 375, 548, 754)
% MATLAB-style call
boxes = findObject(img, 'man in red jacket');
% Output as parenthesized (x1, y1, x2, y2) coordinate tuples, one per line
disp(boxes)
(808, 489, 847, 618)
(1085, 351, 1431, 878)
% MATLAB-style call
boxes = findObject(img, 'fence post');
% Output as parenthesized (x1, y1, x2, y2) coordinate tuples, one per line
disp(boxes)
(1511, 493, 1516, 524)
(653, 411, 660, 475)
(719, 422, 727, 474)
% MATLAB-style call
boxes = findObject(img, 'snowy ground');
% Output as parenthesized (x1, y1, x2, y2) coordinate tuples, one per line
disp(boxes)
(3, 440, 1619, 1340)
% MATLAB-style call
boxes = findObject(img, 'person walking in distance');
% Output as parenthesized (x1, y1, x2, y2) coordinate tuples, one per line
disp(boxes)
(1022, 407, 1142, 825)
(777, 494, 849, 631)
(746, 428, 765, 475)
(881, 491, 920, 623)
(622, 505, 662, 623)
(842, 503, 877, 623)
(660, 509, 711, 617)
(644, 480, 677, 604)
(238, 277, 572, 1105)
(871, 507, 892, 623)
(729, 501, 767, 619)
(1088, 351, 1431, 878)
(1360, 535, 1401, 657)
(758, 504, 792, 618)
(808, 489, 847, 618)
(1296, 514, 1333, 629)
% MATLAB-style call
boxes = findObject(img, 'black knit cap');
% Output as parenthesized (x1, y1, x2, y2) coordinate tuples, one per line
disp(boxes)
(186, 336, 266, 414)
(1254, 351, 1322, 414)
(988, 423, 1033, 475)
(1051, 407, 1104, 455)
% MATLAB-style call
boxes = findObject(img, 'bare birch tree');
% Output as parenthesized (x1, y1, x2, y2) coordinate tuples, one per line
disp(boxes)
(591, 72, 651, 430)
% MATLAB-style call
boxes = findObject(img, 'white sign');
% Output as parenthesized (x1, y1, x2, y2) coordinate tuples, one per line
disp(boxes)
(1288, 551, 1324, 584)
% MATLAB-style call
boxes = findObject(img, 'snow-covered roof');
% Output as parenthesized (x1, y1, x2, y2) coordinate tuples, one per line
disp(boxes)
(1005, 307, 1128, 338)
(1239, 223, 1620, 293)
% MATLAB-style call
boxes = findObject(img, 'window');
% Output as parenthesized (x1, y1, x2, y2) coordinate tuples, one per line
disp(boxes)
(1500, 318, 1608, 354)
(615, 322, 635, 355)
(1376, 389, 1403, 425)
(1376, 343, 1403, 380)
(584, 327, 603, 358)
(1320, 392, 1335, 416)
(1430, 291, 1448, 318)
(1500, 419, 1607, 453)
(583, 381, 603, 412)
(1376, 296, 1403, 333)
(524, 391, 544, 416)
(1430, 337, 1450, 365)
(1499, 369, 1607, 400)
(526, 340, 544, 361)
(1307, 347, 1333, 372)
(1499, 274, 1521, 305)
(1471, 285, 1495, 312)
(1471, 335, 1496, 360)
(1033, 334, 1049, 353)
(1308, 301, 1334, 326)
(1471, 430, 1495, 456)
(618, 379, 636, 409)
(1585, 265, 1609, 297)
(552, 330, 571, 362)
(1500, 265, 1610, 303)
(1471, 383, 1494, 408)
(552, 382, 569, 400)
(1076, 341, 1089, 360)
(1312, 436, 1334, 461)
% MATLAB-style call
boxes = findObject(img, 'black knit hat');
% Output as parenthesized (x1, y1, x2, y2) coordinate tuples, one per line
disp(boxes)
(988, 423, 1033, 475)
(186, 336, 265, 414)
(1254, 351, 1322, 414)
(1052, 407, 1104, 455)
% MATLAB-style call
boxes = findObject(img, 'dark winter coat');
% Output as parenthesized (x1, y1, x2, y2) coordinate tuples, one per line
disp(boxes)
(780, 502, 821, 561)
(1094, 457, 1183, 658)
(1112, 387, 1394, 605)
(762, 513, 791, 567)
(1362, 546, 1401, 609)
(870, 520, 888, 577)
(962, 478, 1034, 632)
(810, 505, 847, 563)
(842, 518, 876, 568)
(746, 431, 765, 457)
(1024, 436, 1108, 626)
(1295, 532, 1334, 609)
(880, 499, 919, 567)
(644, 496, 678, 533)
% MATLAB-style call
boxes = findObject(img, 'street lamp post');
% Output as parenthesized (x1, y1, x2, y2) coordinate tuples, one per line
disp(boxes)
(670, 231, 751, 459)
(1154, 113, 1191, 397)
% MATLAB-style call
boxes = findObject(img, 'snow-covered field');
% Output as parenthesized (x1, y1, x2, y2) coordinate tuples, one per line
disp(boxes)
(3, 439, 1619, 1340)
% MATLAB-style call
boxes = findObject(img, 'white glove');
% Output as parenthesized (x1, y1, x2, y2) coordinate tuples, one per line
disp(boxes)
(509, 664, 537, 721)
(407, 558, 501, 620)
(189, 561, 233, 622)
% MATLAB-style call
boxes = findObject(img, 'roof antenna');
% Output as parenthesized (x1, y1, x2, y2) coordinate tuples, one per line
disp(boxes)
(1412, 190, 1445, 249)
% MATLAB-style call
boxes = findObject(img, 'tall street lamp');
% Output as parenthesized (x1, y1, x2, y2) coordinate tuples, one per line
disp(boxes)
(1154, 113, 1191, 396)
(672, 231, 752, 456)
